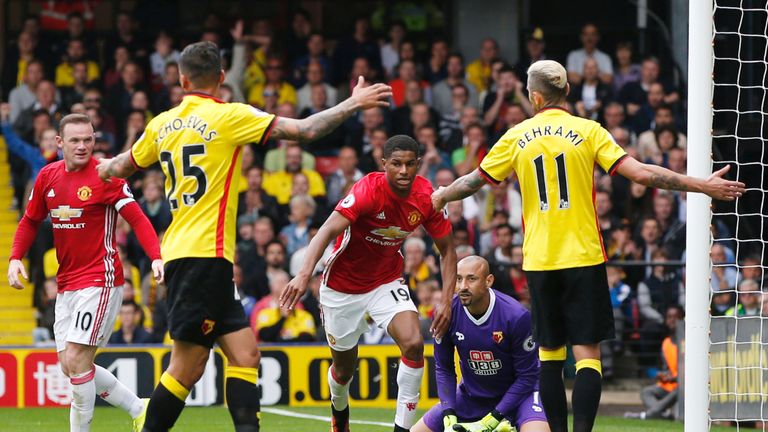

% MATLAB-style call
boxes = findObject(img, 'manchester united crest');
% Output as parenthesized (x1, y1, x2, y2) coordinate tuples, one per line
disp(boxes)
(492, 331, 504, 344)
(407, 211, 421, 225)
(77, 186, 92, 201)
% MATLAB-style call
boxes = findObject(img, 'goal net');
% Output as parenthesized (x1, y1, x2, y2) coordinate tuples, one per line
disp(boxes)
(688, 1, 768, 430)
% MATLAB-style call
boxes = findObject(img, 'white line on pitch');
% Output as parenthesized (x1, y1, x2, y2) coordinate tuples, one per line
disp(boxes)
(262, 407, 392, 427)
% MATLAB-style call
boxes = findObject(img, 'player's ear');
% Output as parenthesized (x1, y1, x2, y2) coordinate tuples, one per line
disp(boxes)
(219, 69, 225, 85)
(486, 273, 494, 287)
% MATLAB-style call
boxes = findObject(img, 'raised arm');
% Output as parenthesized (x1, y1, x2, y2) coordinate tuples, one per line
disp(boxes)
(615, 156, 745, 200)
(431, 232, 457, 339)
(269, 76, 391, 142)
(97, 150, 139, 180)
(279, 211, 352, 310)
(431, 169, 488, 211)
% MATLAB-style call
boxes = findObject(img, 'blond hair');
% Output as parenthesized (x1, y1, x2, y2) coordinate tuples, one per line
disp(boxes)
(527, 60, 568, 104)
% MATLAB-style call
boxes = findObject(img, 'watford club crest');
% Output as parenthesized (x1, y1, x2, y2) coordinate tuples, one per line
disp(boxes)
(492, 331, 504, 344)
(201, 319, 216, 335)
(77, 185, 92, 201)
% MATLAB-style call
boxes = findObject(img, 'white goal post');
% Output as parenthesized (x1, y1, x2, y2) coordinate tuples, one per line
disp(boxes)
(684, 0, 714, 430)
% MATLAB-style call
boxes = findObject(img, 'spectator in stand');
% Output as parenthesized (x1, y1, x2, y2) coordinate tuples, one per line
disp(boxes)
(482, 66, 533, 135)
(514, 27, 547, 85)
(103, 46, 131, 91)
(107, 61, 145, 134)
(292, 32, 332, 88)
(242, 18, 276, 94)
(55, 38, 99, 88)
(646, 124, 680, 167)
(248, 56, 297, 108)
(625, 182, 655, 227)
(337, 56, 375, 102)
(452, 122, 488, 176)
(634, 217, 662, 271)
(491, 103, 529, 143)
(380, 21, 407, 80)
(627, 82, 666, 135)
(415, 278, 440, 329)
(437, 83, 470, 146)
(566, 23, 614, 85)
(606, 220, 637, 262)
(392, 80, 436, 135)
(607, 265, 633, 342)
(104, 12, 148, 67)
(59, 60, 91, 111)
(149, 31, 180, 87)
(416, 125, 451, 184)
(237, 217, 274, 299)
(332, 16, 382, 84)
(603, 102, 629, 131)
(121, 109, 147, 154)
(264, 136, 316, 173)
(613, 41, 642, 95)
(424, 38, 449, 84)
(397, 100, 436, 140)
(262, 240, 289, 283)
(637, 105, 687, 162)
(238, 165, 281, 224)
(738, 254, 766, 286)
(358, 127, 388, 173)
(139, 173, 172, 233)
(283, 9, 313, 66)
(299, 83, 330, 118)
(8, 59, 47, 123)
(433, 53, 480, 116)
(389, 60, 431, 108)
(0, 103, 59, 181)
(2, 31, 43, 101)
(280, 194, 316, 256)
(53, 12, 97, 62)
(626, 304, 684, 420)
(466, 38, 499, 93)
(711, 243, 738, 293)
(403, 237, 439, 291)
(725, 279, 762, 316)
(653, 191, 686, 259)
(569, 57, 613, 121)
(347, 107, 385, 157)
(297, 60, 338, 113)
(252, 270, 316, 342)
(487, 223, 516, 266)
(290, 221, 334, 278)
(14, 80, 65, 139)
(109, 300, 153, 344)
(596, 189, 621, 244)
(263, 144, 326, 205)
(635, 249, 684, 365)
(37, 277, 59, 339)
(326, 146, 364, 205)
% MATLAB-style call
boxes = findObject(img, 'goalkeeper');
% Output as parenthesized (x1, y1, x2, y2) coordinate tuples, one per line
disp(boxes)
(412, 256, 550, 432)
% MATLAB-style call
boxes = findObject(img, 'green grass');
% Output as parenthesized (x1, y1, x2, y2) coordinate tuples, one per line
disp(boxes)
(0, 406, 739, 431)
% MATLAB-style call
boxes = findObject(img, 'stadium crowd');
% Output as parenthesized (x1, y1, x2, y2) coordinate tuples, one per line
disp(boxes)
(2, 6, 762, 377)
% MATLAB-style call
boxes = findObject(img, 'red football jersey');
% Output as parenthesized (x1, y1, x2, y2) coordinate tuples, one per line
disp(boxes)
(24, 158, 134, 291)
(324, 172, 451, 294)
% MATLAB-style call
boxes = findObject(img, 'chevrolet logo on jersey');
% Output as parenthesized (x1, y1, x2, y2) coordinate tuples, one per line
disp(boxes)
(50, 206, 83, 221)
(370, 226, 410, 240)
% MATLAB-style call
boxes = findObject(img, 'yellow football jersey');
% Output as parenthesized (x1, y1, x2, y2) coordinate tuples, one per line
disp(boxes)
(131, 93, 276, 263)
(479, 107, 627, 271)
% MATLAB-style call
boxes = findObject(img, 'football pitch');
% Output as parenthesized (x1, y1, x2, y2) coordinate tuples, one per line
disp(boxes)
(0, 406, 738, 431)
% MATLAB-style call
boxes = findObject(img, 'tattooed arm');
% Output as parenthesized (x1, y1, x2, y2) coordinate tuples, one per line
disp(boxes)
(96, 151, 138, 181)
(270, 76, 391, 142)
(431, 169, 488, 211)
(616, 156, 745, 201)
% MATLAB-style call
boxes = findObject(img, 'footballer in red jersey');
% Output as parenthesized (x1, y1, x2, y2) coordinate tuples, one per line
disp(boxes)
(7, 114, 163, 431)
(281, 135, 457, 432)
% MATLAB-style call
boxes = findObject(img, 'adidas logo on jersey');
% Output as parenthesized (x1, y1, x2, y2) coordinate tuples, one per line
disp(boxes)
(47, 189, 55, 198)
(376, 211, 386, 220)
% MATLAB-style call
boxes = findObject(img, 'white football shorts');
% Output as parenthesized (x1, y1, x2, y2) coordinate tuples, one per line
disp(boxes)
(54, 285, 123, 352)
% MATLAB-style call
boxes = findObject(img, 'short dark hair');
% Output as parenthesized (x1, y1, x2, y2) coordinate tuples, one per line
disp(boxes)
(383, 135, 420, 159)
(265, 239, 286, 253)
(496, 224, 515, 235)
(58, 113, 92, 136)
(121, 299, 139, 311)
(179, 41, 221, 88)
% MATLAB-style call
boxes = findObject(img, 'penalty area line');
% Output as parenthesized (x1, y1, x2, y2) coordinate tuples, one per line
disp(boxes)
(262, 407, 392, 427)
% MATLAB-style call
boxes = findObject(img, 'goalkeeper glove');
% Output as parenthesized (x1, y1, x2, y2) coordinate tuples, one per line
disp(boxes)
(452, 411, 504, 432)
(442, 409, 458, 432)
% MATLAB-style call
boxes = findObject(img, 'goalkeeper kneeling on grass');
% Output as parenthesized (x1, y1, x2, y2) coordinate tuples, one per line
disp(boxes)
(412, 256, 550, 432)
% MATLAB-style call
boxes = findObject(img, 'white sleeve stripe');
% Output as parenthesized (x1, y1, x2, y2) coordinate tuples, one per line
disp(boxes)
(115, 198, 135, 211)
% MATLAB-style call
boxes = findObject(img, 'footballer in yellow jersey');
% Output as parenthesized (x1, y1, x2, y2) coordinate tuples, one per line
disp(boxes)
(97, 41, 392, 432)
(432, 60, 745, 432)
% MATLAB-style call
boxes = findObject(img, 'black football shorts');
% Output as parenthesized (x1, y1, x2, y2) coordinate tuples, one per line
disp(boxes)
(165, 257, 249, 348)
(526, 262, 615, 347)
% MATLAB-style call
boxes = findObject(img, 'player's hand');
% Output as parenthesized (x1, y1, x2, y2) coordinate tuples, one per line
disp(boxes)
(350, 76, 392, 110)
(430, 298, 452, 339)
(0, 103, 10, 122)
(452, 412, 501, 432)
(7, 259, 28, 290)
(230, 19, 244, 42)
(96, 157, 113, 182)
(442, 409, 458, 432)
(151, 259, 165, 284)
(431, 187, 448, 212)
(703, 165, 746, 201)
(280, 274, 309, 310)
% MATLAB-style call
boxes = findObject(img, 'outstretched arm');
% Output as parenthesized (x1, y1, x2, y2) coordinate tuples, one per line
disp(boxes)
(97, 151, 138, 180)
(270, 76, 391, 142)
(431, 169, 488, 211)
(616, 156, 745, 200)
(431, 232, 457, 339)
